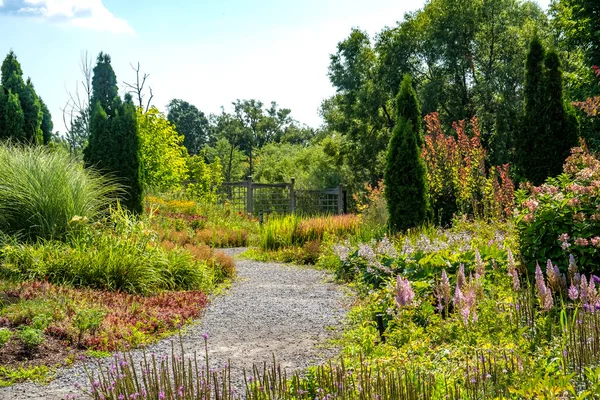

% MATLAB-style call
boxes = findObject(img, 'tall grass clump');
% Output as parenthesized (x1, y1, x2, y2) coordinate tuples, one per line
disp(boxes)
(259, 214, 362, 251)
(0, 144, 119, 241)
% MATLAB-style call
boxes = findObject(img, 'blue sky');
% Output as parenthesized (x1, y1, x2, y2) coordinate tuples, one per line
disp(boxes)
(0, 0, 551, 132)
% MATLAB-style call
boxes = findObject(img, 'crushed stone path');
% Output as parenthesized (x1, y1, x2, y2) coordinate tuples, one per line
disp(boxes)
(0, 248, 350, 399)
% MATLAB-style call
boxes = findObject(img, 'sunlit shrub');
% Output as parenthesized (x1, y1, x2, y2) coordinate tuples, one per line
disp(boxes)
(515, 145, 600, 273)
(422, 113, 514, 224)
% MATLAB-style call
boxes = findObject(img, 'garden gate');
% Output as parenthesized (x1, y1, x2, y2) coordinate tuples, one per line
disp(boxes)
(219, 177, 346, 216)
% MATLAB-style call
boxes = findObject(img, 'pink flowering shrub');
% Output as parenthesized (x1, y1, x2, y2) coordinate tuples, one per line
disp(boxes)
(515, 145, 600, 273)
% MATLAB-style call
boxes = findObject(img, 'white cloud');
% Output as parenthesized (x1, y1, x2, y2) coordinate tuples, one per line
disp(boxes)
(0, 0, 134, 34)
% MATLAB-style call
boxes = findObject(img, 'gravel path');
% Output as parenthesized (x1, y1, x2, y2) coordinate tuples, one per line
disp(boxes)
(0, 249, 350, 399)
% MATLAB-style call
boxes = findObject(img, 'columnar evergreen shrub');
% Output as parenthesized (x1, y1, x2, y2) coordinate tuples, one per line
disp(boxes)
(517, 37, 579, 185)
(0, 51, 49, 144)
(84, 53, 143, 213)
(384, 74, 428, 232)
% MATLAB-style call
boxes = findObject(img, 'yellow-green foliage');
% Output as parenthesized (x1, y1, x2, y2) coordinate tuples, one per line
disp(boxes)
(186, 155, 224, 202)
(137, 107, 188, 191)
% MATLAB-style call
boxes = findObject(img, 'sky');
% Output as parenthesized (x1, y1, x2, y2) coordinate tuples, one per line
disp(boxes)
(0, 0, 552, 132)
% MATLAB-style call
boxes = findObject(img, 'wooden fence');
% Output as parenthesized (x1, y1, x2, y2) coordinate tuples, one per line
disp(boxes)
(219, 177, 346, 216)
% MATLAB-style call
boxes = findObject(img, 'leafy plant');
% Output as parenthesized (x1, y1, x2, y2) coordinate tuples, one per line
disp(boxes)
(422, 113, 515, 224)
(74, 308, 105, 345)
(17, 327, 44, 351)
(515, 145, 600, 273)
(0, 328, 12, 347)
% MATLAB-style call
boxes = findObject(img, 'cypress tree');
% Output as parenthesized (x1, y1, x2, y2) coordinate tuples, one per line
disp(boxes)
(395, 75, 423, 147)
(543, 50, 578, 180)
(517, 35, 545, 184)
(0, 86, 6, 137)
(20, 79, 43, 144)
(1, 50, 24, 94)
(90, 52, 119, 116)
(84, 53, 143, 213)
(39, 98, 53, 145)
(384, 74, 428, 232)
(3, 90, 25, 141)
(0, 51, 45, 143)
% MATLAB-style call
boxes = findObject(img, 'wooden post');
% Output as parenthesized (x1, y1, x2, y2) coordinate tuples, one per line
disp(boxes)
(246, 176, 253, 214)
(290, 177, 296, 214)
(337, 184, 344, 215)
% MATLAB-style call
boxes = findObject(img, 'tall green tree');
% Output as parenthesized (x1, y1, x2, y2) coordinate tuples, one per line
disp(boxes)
(543, 50, 579, 178)
(39, 98, 53, 145)
(3, 90, 25, 141)
(0, 51, 45, 143)
(90, 52, 119, 116)
(166, 99, 210, 155)
(20, 79, 43, 143)
(84, 53, 143, 213)
(516, 35, 546, 183)
(384, 75, 428, 232)
(1, 51, 24, 94)
(518, 38, 579, 185)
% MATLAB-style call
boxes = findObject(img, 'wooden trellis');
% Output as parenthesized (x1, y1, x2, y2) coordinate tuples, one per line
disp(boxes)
(219, 177, 346, 216)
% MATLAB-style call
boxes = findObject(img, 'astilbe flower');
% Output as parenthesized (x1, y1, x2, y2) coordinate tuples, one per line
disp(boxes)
(535, 263, 554, 311)
(395, 276, 415, 308)
(569, 284, 579, 301)
(435, 269, 452, 313)
(546, 259, 566, 293)
(457, 264, 466, 289)
(580, 275, 589, 304)
(506, 249, 520, 291)
(474, 249, 485, 276)
(453, 281, 478, 326)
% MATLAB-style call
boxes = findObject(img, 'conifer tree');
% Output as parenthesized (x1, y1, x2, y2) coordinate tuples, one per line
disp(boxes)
(20, 79, 43, 143)
(395, 75, 423, 147)
(384, 74, 428, 232)
(543, 50, 578, 180)
(516, 35, 545, 184)
(3, 90, 25, 141)
(85, 53, 143, 213)
(39, 98, 53, 145)
(0, 86, 6, 137)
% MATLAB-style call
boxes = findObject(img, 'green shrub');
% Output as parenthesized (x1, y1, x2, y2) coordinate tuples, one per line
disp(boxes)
(0, 144, 119, 241)
(74, 308, 105, 345)
(384, 74, 428, 232)
(17, 327, 44, 350)
(515, 146, 600, 273)
(0, 328, 12, 347)
(0, 213, 214, 294)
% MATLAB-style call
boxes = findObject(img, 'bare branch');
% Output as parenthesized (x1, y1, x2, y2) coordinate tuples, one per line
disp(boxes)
(123, 62, 152, 109)
(145, 87, 154, 113)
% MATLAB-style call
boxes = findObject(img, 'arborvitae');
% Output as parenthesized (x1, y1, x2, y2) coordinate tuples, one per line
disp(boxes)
(543, 50, 578, 180)
(1, 51, 24, 94)
(3, 90, 25, 141)
(384, 74, 428, 232)
(39, 98, 53, 145)
(90, 52, 119, 116)
(20, 79, 43, 144)
(0, 86, 5, 137)
(517, 35, 545, 184)
(0, 51, 45, 143)
(395, 74, 423, 146)
(85, 53, 143, 213)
